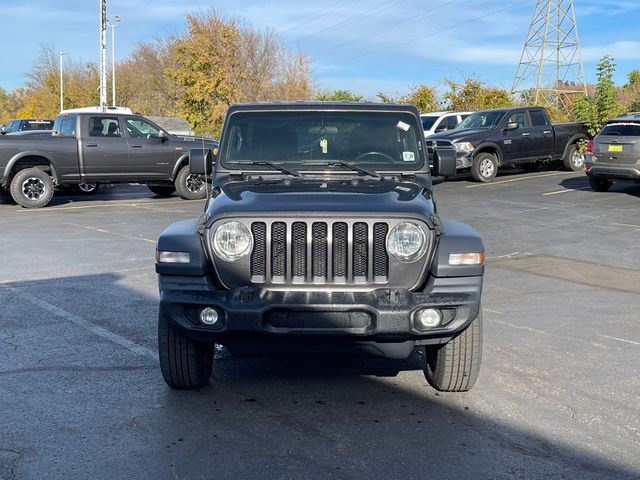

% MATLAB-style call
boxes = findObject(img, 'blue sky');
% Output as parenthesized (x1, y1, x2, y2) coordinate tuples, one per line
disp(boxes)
(1, 0, 639, 98)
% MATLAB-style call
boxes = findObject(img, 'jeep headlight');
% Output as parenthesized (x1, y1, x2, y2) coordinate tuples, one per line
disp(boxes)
(212, 221, 252, 261)
(454, 142, 474, 154)
(387, 222, 427, 262)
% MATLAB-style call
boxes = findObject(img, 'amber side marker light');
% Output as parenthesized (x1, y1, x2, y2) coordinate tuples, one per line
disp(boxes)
(156, 251, 191, 264)
(449, 252, 485, 266)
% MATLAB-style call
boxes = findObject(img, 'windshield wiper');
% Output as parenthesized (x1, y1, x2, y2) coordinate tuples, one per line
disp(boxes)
(303, 161, 381, 179)
(233, 161, 300, 177)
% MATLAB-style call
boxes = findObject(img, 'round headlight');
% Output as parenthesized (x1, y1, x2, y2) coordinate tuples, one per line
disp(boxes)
(387, 222, 427, 262)
(212, 221, 252, 261)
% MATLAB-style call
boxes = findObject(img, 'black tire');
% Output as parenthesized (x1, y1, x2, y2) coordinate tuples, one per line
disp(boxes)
(471, 153, 498, 183)
(588, 174, 612, 192)
(73, 183, 100, 195)
(175, 165, 207, 200)
(158, 309, 214, 389)
(10, 167, 55, 208)
(147, 185, 176, 197)
(424, 311, 483, 392)
(563, 144, 585, 171)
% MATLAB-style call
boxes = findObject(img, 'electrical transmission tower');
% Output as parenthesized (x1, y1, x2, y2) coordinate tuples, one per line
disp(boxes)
(511, 0, 587, 113)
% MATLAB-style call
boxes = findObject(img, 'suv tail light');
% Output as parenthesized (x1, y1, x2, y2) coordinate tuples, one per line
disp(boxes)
(586, 140, 594, 155)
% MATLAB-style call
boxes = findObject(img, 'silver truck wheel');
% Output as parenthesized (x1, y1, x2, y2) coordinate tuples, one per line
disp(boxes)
(471, 153, 498, 182)
(10, 167, 55, 208)
(563, 144, 585, 171)
(424, 311, 483, 392)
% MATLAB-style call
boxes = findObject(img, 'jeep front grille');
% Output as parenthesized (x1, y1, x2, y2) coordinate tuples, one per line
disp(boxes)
(250, 221, 390, 284)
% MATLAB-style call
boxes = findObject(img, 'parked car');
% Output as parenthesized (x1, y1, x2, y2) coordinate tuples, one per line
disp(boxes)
(155, 101, 485, 392)
(428, 106, 589, 182)
(585, 113, 640, 191)
(0, 110, 217, 208)
(421, 111, 472, 137)
(0, 119, 54, 135)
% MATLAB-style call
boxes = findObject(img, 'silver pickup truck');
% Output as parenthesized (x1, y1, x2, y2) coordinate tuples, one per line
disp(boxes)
(0, 109, 217, 208)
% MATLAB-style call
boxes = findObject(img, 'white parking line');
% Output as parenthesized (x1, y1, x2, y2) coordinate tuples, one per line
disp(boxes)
(465, 171, 575, 188)
(611, 222, 640, 229)
(63, 222, 156, 244)
(2, 285, 158, 360)
(541, 187, 592, 196)
(15, 198, 203, 212)
(597, 334, 640, 347)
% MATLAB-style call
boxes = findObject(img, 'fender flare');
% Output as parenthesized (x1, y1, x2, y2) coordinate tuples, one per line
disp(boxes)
(2, 151, 60, 186)
(561, 134, 588, 160)
(171, 154, 190, 180)
(472, 142, 504, 165)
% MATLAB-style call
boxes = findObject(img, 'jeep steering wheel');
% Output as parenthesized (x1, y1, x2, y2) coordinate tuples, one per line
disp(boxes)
(355, 151, 395, 162)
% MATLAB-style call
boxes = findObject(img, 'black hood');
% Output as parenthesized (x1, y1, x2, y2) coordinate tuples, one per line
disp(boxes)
(206, 178, 435, 219)
(429, 128, 493, 143)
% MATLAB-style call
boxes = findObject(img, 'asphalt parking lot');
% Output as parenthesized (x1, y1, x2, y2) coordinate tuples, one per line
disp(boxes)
(1, 168, 639, 480)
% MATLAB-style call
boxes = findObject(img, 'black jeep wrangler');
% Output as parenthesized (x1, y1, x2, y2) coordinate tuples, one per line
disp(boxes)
(155, 102, 485, 392)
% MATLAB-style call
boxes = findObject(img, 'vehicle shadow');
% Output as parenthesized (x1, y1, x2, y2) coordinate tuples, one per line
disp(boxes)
(559, 176, 640, 197)
(1, 272, 638, 479)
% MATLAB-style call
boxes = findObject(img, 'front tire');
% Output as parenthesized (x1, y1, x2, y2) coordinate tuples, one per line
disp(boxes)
(471, 153, 498, 183)
(175, 165, 207, 200)
(563, 144, 585, 171)
(158, 310, 214, 389)
(147, 185, 176, 197)
(588, 175, 612, 192)
(424, 311, 483, 392)
(10, 167, 55, 208)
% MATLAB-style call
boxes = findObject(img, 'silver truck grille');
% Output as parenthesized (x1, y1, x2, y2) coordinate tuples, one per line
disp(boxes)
(250, 221, 389, 285)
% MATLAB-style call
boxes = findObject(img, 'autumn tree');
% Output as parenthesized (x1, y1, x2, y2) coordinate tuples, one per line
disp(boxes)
(443, 77, 512, 111)
(315, 89, 363, 101)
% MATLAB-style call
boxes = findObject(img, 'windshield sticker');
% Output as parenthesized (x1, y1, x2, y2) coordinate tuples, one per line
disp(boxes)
(320, 138, 328, 154)
(402, 151, 415, 162)
(396, 121, 411, 132)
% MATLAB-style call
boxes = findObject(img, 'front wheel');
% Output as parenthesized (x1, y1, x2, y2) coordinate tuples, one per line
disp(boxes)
(588, 175, 612, 192)
(175, 165, 207, 200)
(10, 167, 55, 208)
(471, 153, 498, 183)
(158, 310, 214, 389)
(563, 144, 585, 171)
(424, 311, 483, 392)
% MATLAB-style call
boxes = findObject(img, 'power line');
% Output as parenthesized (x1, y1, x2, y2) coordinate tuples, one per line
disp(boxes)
(310, 0, 471, 56)
(328, 0, 531, 66)
(277, 0, 353, 34)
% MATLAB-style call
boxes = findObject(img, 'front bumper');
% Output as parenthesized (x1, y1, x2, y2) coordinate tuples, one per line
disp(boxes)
(160, 275, 482, 350)
(456, 152, 473, 169)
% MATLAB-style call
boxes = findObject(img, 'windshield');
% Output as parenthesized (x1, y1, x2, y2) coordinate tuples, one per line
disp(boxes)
(22, 120, 54, 131)
(457, 111, 505, 129)
(421, 116, 438, 130)
(221, 111, 424, 171)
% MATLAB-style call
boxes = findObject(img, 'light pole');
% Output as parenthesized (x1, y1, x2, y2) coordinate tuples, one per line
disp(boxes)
(108, 15, 120, 106)
(58, 52, 65, 112)
(99, 0, 107, 110)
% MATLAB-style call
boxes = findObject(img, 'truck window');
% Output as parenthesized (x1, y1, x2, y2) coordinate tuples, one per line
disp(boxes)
(507, 112, 530, 129)
(445, 115, 459, 130)
(529, 110, 548, 127)
(53, 114, 77, 137)
(89, 117, 121, 137)
(126, 118, 162, 139)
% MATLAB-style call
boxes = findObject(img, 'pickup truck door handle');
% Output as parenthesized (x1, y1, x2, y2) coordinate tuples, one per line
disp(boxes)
(543, 130, 552, 134)
(522, 133, 531, 136)
(131, 145, 143, 148)
(85, 143, 98, 147)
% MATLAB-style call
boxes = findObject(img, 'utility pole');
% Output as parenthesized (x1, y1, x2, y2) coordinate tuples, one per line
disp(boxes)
(109, 15, 120, 106)
(99, 0, 108, 110)
(58, 52, 65, 112)
(511, 0, 587, 113)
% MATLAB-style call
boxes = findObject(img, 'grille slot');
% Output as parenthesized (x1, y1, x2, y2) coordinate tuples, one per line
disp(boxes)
(251, 220, 394, 285)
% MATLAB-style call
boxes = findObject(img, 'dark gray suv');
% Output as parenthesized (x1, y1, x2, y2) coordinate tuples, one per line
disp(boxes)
(586, 114, 640, 191)
(155, 102, 485, 393)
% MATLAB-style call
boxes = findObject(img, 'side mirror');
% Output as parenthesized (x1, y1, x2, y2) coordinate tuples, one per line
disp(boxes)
(504, 122, 519, 131)
(189, 148, 214, 175)
(432, 145, 456, 178)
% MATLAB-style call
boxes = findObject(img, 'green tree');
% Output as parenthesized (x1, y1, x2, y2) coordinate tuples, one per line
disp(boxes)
(573, 55, 623, 136)
(315, 89, 363, 102)
(376, 84, 439, 112)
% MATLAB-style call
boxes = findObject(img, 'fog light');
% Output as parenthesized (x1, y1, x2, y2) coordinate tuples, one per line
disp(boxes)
(199, 307, 219, 326)
(416, 308, 442, 329)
